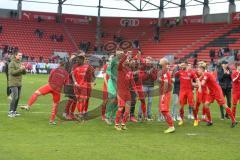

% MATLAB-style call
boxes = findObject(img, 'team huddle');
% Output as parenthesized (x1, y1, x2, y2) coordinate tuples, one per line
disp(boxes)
(20, 50, 240, 133)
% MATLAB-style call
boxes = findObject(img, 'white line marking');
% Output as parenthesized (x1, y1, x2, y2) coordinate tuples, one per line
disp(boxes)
(0, 111, 48, 114)
(186, 133, 198, 136)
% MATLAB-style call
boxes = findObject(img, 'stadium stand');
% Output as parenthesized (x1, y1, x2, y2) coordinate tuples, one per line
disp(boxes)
(0, 11, 240, 62)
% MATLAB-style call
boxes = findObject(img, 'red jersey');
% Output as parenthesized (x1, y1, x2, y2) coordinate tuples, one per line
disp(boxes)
(48, 67, 69, 93)
(84, 64, 95, 89)
(117, 54, 132, 93)
(175, 70, 196, 91)
(232, 71, 240, 93)
(160, 70, 172, 95)
(73, 64, 93, 88)
(202, 72, 221, 93)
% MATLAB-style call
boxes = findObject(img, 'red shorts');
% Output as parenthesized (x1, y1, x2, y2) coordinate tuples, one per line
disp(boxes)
(196, 91, 208, 104)
(159, 92, 171, 112)
(38, 84, 60, 103)
(117, 91, 131, 107)
(206, 90, 226, 105)
(232, 92, 240, 105)
(74, 86, 89, 99)
(179, 90, 194, 106)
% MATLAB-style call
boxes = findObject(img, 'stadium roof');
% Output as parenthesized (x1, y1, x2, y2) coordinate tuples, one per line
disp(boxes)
(1, 0, 240, 18)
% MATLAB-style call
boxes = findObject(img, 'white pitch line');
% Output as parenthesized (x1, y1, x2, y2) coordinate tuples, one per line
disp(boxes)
(186, 133, 198, 136)
(0, 111, 48, 114)
(0, 103, 49, 106)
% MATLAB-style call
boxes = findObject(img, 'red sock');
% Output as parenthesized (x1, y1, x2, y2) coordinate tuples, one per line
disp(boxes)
(65, 99, 73, 115)
(85, 99, 89, 112)
(205, 107, 212, 122)
(225, 107, 236, 123)
(50, 103, 58, 122)
(140, 100, 146, 116)
(122, 106, 130, 124)
(179, 107, 184, 120)
(70, 101, 76, 113)
(77, 101, 84, 114)
(102, 102, 106, 116)
(162, 111, 174, 127)
(115, 107, 123, 125)
(232, 106, 237, 118)
(28, 93, 39, 106)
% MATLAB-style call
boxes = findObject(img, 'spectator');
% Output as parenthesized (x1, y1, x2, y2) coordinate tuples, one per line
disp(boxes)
(165, 20, 170, 27)
(58, 34, 64, 42)
(0, 25, 3, 33)
(8, 52, 26, 117)
(234, 50, 239, 61)
(133, 40, 139, 49)
(217, 60, 232, 119)
(218, 48, 224, 58)
(37, 16, 42, 22)
(171, 62, 181, 121)
(209, 49, 216, 60)
(10, 10, 14, 18)
(36, 62, 40, 74)
(45, 63, 50, 74)
(100, 32, 105, 38)
(176, 17, 180, 25)
(193, 58, 198, 68)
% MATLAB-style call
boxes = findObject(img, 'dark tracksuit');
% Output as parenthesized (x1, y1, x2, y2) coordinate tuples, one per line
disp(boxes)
(217, 67, 232, 118)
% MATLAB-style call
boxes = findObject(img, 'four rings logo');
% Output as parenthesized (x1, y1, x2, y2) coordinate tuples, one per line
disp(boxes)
(120, 18, 140, 27)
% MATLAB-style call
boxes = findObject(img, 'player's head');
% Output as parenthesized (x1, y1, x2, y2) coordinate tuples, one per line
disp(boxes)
(179, 61, 187, 70)
(75, 55, 85, 66)
(159, 58, 169, 69)
(187, 63, 192, 70)
(127, 50, 132, 55)
(14, 52, 23, 61)
(145, 56, 152, 66)
(115, 49, 124, 58)
(70, 53, 77, 61)
(221, 60, 228, 69)
(235, 61, 240, 71)
(197, 62, 207, 75)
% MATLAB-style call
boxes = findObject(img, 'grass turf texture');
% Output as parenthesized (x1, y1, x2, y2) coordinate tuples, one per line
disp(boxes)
(0, 73, 240, 160)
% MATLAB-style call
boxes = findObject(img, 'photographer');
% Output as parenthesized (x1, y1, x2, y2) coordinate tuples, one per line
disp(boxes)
(217, 60, 232, 119)
(8, 52, 26, 117)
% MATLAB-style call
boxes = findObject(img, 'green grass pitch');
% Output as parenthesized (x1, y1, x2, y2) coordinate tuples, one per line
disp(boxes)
(0, 73, 240, 160)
